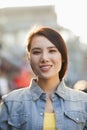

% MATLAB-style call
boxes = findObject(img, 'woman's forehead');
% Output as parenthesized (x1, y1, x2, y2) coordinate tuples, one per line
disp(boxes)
(31, 35, 55, 47)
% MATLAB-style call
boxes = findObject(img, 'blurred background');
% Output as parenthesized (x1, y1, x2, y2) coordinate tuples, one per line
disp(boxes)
(0, 0, 87, 97)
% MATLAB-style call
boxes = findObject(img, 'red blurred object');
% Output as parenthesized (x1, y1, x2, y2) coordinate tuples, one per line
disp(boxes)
(13, 69, 31, 88)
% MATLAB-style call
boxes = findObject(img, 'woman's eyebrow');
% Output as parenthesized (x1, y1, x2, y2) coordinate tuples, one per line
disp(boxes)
(31, 46, 57, 51)
(48, 46, 56, 48)
(47, 46, 57, 49)
(31, 47, 41, 51)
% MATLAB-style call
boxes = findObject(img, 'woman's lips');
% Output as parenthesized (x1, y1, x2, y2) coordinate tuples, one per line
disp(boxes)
(40, 65, 52, 72)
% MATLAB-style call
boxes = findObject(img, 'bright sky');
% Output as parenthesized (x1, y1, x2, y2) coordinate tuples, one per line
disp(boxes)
(0, 0, 87, 44)
(55, 0, 87, 44)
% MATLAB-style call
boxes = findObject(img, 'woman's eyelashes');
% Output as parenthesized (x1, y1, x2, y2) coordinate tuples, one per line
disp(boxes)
(49, 49, 57, 53)
(32, 50, 41, 54)
(30, 45, 58, 55)
(32, 50, 57, 55)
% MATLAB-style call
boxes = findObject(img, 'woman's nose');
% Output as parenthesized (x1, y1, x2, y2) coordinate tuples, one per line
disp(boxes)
(40, 52, 49, 62)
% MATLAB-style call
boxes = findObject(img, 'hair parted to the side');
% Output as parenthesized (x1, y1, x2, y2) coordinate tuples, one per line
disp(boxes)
(26, 25, 68, 81)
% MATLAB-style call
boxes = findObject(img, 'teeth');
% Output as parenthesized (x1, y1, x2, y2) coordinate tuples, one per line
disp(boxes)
(42, 66, 49, 69)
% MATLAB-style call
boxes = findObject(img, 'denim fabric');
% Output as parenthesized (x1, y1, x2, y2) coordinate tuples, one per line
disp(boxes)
(0, 79, 87, 130)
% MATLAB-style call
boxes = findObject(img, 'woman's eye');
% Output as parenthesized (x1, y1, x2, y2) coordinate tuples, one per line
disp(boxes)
(49, 49, 56, 53)
(32, 51, 41, 54)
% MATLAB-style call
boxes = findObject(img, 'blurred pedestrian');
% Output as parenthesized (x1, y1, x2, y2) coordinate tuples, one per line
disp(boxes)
(74, 80, 87, 93)
(13, 69, 32, 89)
(0, 25, 87, 130)
(0, 72, 10, 97)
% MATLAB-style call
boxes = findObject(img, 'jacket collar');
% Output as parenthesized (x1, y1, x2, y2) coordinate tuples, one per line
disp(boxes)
(55, 80, 67, 99)
(29, 79, 45, 101)
(29, 78, 68, 101)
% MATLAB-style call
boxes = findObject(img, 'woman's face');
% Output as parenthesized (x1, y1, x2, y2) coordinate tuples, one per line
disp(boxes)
(29, 35, 62, 80)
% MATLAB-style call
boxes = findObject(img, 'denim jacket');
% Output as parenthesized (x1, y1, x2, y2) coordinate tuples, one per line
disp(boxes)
(0, 79, 87, 130)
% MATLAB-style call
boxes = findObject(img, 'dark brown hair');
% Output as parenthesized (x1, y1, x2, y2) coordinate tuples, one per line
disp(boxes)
(26, 25, 68, 81)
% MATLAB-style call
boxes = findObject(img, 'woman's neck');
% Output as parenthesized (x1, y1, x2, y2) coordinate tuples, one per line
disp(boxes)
(37, 77, 60, 94)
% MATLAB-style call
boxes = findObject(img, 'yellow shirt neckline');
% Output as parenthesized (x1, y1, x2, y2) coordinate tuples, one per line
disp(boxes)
(43, 112, 56, 130)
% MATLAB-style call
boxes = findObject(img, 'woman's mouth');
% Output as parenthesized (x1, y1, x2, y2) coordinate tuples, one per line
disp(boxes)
(40, 65, 52, 72)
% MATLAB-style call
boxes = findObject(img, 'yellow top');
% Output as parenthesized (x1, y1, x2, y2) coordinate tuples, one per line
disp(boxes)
(43, 113, 56, 130)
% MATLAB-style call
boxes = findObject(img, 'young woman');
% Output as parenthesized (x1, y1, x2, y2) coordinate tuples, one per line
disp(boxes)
(0, 26, 87, 130)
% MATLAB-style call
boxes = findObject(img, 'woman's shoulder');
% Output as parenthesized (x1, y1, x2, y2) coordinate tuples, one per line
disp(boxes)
(66, 86, 87, 101)
(2, 87, 32, 102)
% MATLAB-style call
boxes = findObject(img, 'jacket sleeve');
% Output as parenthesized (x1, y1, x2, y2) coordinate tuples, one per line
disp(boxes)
(0, 101, 10, 130)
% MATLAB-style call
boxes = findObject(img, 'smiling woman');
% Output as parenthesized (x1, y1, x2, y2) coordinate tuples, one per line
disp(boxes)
(0, 25, 87, 130)
(28, 35, 62, 81)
